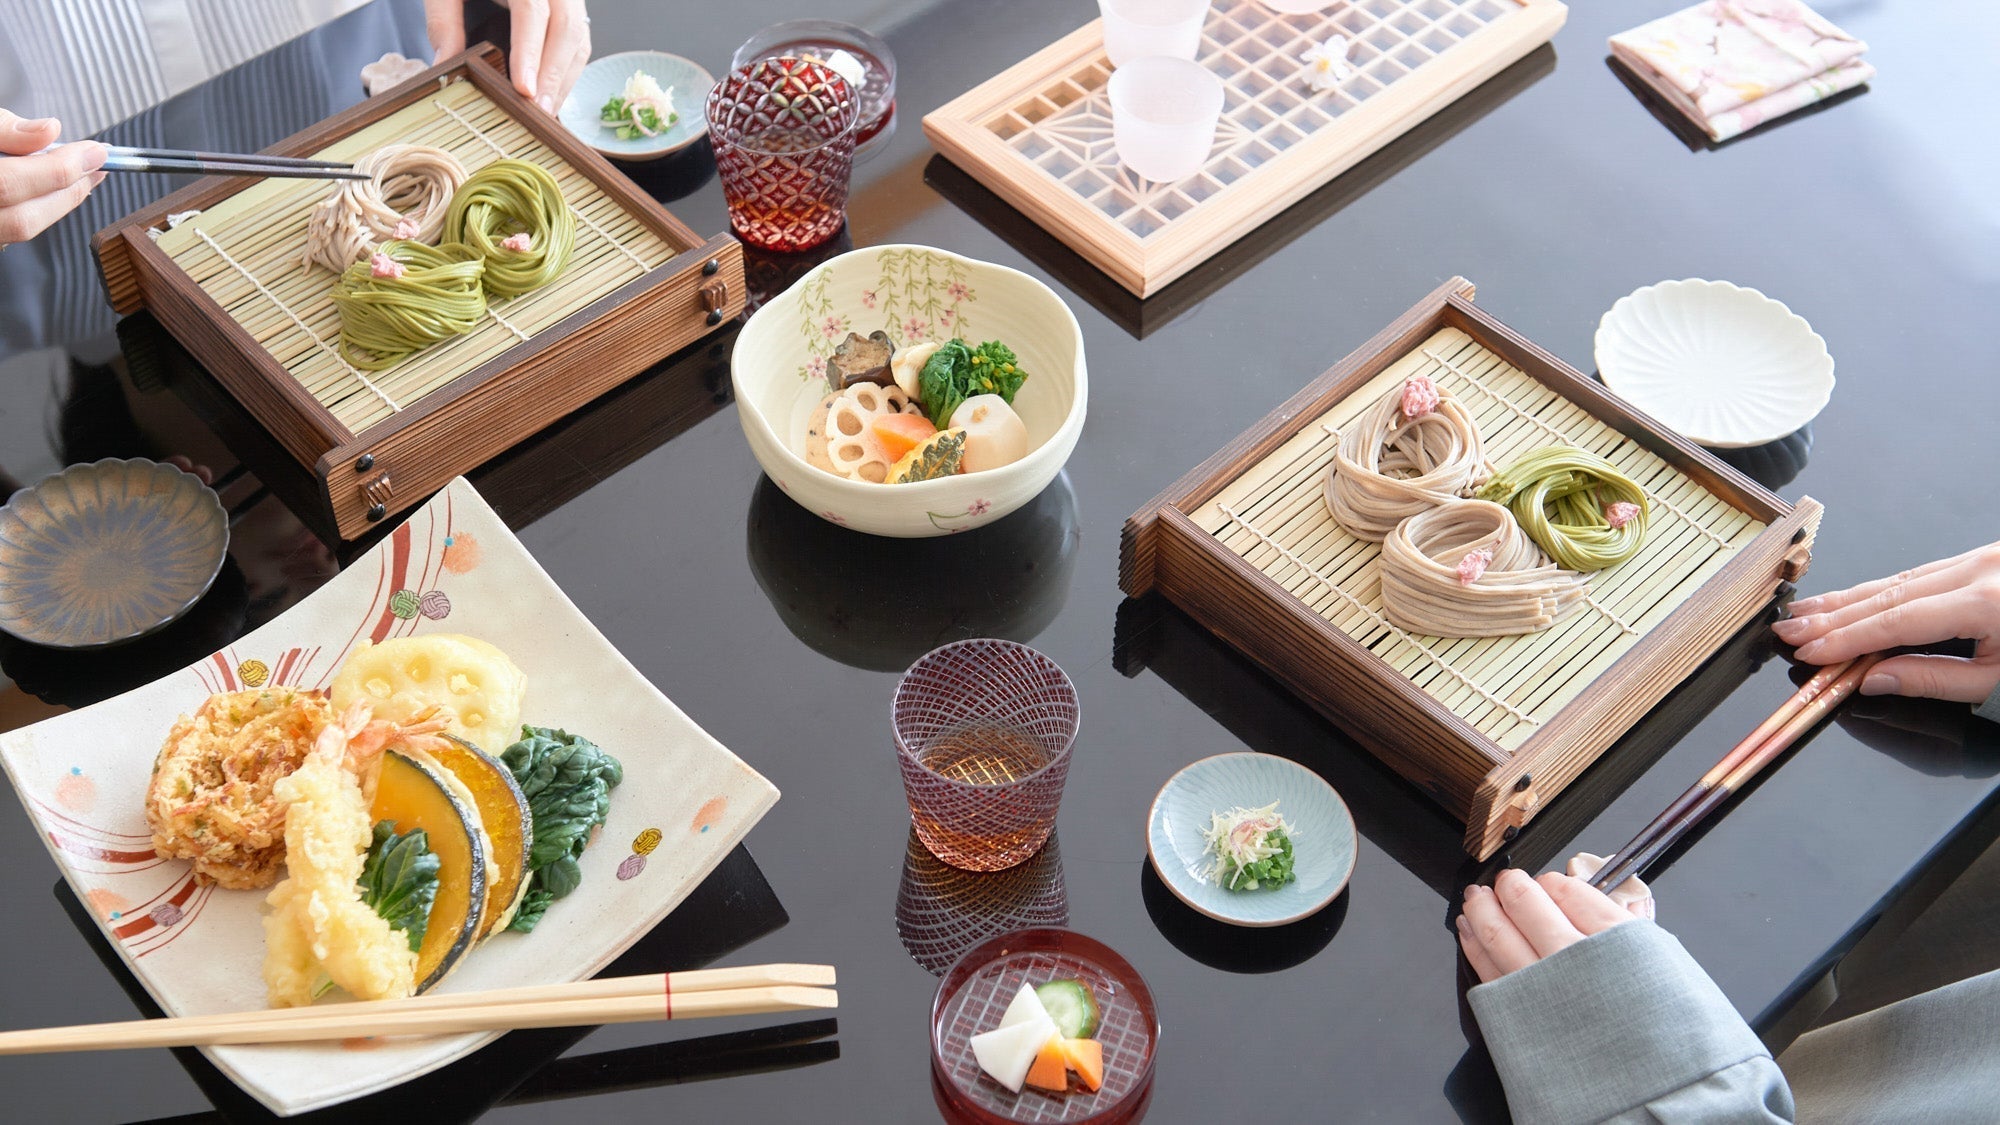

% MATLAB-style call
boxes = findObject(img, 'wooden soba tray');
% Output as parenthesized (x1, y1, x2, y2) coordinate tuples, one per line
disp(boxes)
(93, 45, 745, 539)
(1120, 278, 1822, 858)
(925, 0, 1565, 297)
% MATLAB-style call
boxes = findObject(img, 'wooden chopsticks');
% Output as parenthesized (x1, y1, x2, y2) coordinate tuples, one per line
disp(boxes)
(1588, 654, 1882, 893)
(0, 964, 835, 1055)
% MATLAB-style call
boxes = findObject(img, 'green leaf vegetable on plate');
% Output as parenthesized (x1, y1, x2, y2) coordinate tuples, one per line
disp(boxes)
(502, 726, 624, 932)
(356, 820, 441, 952)
(601, 71, 678, 141)
(1200, 801, 1298, 891)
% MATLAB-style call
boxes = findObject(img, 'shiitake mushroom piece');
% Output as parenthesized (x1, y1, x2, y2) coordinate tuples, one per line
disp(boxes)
(831, 330, 896, 387)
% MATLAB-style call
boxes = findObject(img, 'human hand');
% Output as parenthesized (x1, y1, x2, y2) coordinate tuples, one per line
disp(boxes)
(0, 111, 106, 248)
(1771, 542, 2000, 703)
(425, 0, 591, 116)
(1457, 868, 1648, 984)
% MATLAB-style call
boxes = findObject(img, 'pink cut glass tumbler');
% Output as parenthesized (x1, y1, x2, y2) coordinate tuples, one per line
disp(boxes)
(894, 640, 1080, 872)
(705, 57, 860, 252)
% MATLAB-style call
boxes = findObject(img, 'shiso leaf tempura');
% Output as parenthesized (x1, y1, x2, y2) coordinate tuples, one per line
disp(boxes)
(1200, 801, 1298, 891)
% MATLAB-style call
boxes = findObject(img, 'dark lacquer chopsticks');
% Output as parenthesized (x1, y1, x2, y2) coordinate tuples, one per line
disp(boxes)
(1588, 653, 1882, 893)
(11, 143, 369, 181)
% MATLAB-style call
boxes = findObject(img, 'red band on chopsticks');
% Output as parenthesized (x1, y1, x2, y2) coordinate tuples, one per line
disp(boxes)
(663, 974, 672, 1020)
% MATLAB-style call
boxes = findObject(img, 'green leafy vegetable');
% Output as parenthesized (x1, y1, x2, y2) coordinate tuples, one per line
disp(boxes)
(357, 820, 441, 953)
(915, 338, 1030, 428)
(600, 96, 678, 142)
(502, 726, 623, 933)
(1229, 830, 1296, 891)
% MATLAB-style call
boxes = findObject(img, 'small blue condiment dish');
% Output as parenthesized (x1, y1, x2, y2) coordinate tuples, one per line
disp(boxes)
(1146, 752, 1355, 927)
(559, 50, 714, 162)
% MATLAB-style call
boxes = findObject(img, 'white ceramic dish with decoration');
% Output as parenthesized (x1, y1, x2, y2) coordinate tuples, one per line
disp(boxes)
(732, 244, 1088, 538)
(1594, 279, 1834, 448)
(0, 477, 780, 1116)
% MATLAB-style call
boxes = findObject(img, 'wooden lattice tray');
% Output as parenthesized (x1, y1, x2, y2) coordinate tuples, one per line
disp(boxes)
(93, 45, 745, 540)
(925, 0, 1564, 297)
(1120, 278, 1822, 858)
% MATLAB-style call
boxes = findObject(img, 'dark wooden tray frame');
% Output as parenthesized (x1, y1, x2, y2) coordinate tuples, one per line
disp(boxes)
(92, 44, 747, 540)
(1120, 277, 1821, 858)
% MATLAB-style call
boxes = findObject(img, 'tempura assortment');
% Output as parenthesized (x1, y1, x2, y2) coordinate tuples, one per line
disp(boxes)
(143, 634, 622, 1007)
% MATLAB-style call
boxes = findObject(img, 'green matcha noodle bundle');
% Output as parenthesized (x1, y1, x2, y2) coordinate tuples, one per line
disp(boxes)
(332, 240, 487, 370)
(443, 159, 575, 298)
(1477, 446, 1650, 571)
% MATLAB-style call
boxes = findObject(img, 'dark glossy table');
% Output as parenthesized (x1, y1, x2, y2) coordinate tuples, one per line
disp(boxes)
(3, 1, 1997, 1122)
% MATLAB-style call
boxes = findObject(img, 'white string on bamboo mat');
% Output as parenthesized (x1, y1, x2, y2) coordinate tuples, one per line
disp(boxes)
(193, 228, 400, 412)
(1215, 500, 1538, 725)
(431, 97, 656, 274)
(484, 303, 530, 341)
(1421, 346, 1732, 546)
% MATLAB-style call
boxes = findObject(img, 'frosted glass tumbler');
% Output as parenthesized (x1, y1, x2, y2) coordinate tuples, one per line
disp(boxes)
(1109, 57, 1224, 182)
(1098, 0, 1210, 67)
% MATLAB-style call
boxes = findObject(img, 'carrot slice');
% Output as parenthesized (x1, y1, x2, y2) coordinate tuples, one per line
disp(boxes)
(1058, 1037, 1103, 1092)
(1025, 1035, 1069, 1092)
(870, 413, 937, 462)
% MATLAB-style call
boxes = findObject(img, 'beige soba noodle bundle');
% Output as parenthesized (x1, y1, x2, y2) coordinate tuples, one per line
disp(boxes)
(1377, 498, 1590, 637)
(1325, 374, 1489, 542)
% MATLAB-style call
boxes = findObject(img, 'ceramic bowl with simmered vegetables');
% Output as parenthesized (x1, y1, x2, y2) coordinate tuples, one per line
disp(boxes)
(733, 244, 1088, 537)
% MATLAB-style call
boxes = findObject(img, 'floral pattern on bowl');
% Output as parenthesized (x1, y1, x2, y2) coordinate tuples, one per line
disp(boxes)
(792, 247, 980, 380)
(734, 244, 1088, 538)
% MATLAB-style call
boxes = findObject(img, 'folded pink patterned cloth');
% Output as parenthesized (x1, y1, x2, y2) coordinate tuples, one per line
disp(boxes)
(1609, 0, 1874, 141)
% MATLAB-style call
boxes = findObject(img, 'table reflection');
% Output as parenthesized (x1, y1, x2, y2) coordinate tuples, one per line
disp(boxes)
(57, 844, 795, 1123)
(895, 828, 1069, 976)
(746, 471, 1080, 672)
(1139, 860, 1345, 974)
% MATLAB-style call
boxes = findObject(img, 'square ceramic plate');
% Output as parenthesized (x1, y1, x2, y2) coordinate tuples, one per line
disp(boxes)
(0, 477, 780, 1115)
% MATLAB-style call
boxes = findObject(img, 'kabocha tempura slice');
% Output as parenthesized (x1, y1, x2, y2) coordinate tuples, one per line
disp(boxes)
(261, 703, 452, 1007)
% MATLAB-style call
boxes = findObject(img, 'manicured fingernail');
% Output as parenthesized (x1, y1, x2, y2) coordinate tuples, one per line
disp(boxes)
(1861, 672, 1899, 696)
(1789, 596, 1821, 614)
(13, 116, 55, 132)
(1795, 640, 1823, 661)
(537, 93, 555, 114)
(1462, 884, 1478, 901)
(88, 170, 106, 187)
(1771, 616, 1810, 640)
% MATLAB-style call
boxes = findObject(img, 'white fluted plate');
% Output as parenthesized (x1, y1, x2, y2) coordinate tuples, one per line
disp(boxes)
(1594, 279, 1834, 449)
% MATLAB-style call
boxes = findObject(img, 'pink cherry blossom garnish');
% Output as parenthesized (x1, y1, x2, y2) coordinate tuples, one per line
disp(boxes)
(501, 231, 532, 252)
(369, 251, 405, 279)
(1457, 546, 1494, 586)
(391, 216, 421, 240)
(1605, 501, 1641, 530)
(1401, 373, 1440, 419)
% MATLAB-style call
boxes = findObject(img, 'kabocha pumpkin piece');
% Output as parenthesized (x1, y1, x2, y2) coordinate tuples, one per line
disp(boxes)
(330, 634, 527, 764)
(829, 330, 896, 387)
(890, 428, 966, 483)
(421, 735, 534, 939)
(804, 383, 923, 483)
(372, 749, 487, 992)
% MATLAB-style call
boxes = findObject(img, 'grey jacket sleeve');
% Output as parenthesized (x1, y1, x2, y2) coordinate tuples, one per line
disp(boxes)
(1466, 920, 1794, 1125)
